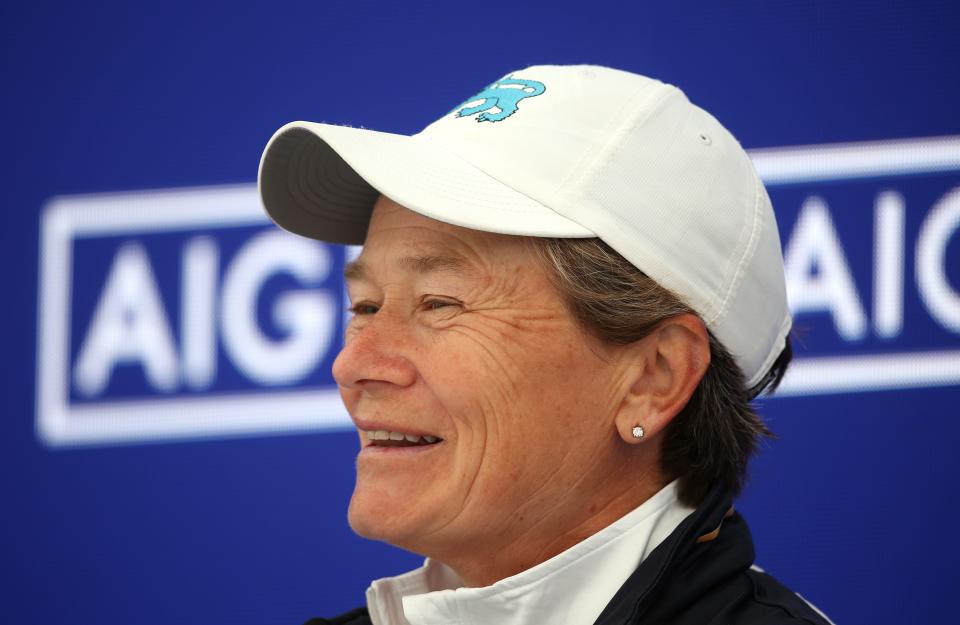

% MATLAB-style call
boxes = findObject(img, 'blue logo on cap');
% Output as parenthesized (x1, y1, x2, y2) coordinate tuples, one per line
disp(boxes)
(453, 76, 546, 123)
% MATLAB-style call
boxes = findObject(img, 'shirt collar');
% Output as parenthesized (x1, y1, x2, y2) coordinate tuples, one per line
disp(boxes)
(365, 480, 694, 625)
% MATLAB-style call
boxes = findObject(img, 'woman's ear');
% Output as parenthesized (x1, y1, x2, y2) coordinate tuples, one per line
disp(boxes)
(614, 313, 711, 444)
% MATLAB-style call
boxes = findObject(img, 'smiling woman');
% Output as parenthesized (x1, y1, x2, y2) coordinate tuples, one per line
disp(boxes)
(257, 65, 832, 625)
(338, 197, 682, 587)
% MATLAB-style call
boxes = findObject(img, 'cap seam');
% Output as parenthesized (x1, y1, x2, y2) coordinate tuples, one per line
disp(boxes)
(571, 85, 718, 321)
(705, 169, 763, 326)
(553, 81, 675, 203)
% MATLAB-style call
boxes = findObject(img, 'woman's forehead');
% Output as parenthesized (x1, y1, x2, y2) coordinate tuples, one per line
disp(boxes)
(344, 251, 479, 285)
(360, 198, 533, 273)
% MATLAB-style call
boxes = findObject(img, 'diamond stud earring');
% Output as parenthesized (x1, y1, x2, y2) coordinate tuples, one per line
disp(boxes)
(632, 425, 645, 439)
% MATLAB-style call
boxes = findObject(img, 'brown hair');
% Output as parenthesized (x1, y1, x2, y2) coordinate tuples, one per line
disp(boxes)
(529, 237, 791, 506)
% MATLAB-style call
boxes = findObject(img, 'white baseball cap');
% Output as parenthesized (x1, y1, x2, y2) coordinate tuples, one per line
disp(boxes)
(258, 64, 791, 388)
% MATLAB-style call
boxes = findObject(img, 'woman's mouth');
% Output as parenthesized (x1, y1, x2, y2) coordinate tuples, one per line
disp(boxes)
(361, 429, 443, 447)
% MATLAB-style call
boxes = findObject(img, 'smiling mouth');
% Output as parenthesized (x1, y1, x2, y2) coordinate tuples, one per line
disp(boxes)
(361, 430, 443, 448)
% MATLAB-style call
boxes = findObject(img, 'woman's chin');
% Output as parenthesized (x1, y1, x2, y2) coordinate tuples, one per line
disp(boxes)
(347, 490, 422, 546)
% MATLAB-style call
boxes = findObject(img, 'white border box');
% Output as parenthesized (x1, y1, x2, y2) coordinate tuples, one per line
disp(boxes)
(37, 185, 349, 447)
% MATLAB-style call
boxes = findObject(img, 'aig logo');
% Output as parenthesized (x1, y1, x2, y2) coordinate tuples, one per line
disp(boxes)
(37, 185, 351, 446)
(752, 135, 960, 395)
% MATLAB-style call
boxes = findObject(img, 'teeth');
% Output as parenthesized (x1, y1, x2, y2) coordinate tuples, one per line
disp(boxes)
(362, 429, 440, 444)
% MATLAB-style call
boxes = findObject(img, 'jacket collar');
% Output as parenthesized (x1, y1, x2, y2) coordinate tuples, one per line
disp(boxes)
(592, 482, 750, 625)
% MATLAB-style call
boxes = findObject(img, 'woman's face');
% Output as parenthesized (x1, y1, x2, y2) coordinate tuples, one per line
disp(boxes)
(334, 197, 631, 568)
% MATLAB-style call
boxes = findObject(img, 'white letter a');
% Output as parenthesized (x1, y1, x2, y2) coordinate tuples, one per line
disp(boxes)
(74, 242, 179, 396)
(783, 196, 867, 341)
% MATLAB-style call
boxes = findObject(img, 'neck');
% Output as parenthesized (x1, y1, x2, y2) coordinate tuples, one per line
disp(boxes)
(439, 450, 667, 588)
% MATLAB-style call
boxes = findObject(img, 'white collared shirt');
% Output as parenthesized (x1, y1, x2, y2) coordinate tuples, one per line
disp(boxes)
(365, 480, 694, 625)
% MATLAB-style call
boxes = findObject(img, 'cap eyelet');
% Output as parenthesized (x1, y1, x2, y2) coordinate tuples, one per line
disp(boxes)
(698, 133, 712, 146)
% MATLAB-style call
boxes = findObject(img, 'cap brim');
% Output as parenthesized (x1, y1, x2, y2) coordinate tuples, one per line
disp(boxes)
(257, 121, 594, 245)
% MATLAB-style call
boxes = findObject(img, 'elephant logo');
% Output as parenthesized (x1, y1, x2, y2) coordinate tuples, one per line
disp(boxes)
(453, 76, 546, 123)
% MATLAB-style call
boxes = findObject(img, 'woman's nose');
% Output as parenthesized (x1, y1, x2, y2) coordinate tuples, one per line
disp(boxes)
(332, 316, 418, 391)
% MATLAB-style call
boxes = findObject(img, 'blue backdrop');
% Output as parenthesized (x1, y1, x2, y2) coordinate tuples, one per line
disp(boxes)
(3, 1, 959, 624)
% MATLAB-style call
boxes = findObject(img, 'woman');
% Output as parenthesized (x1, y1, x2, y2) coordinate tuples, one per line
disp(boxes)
(258, 65, 832, 625)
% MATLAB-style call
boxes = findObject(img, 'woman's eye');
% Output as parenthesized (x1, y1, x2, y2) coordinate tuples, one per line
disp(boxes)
(348, 303, 380, 316)
(423, 299, 460, 312)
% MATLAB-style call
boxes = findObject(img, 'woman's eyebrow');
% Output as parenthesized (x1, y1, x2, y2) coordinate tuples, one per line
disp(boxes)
(344, 254, 475, 283)
(343, 258, 368, 283)
(399, 254, 472, 275)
